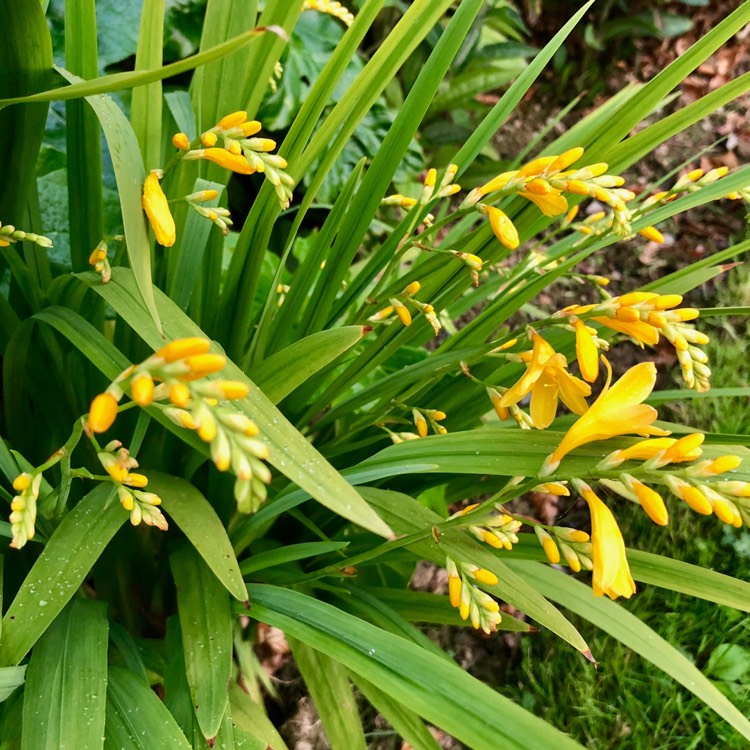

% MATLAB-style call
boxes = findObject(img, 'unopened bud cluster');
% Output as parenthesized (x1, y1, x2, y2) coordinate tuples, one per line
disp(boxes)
(0, 221, 53, 249)
(369, 280, 441, 335)
(8, 472, 43, 549)
(453, 503, 522, 550)
(179, 111, 293, 208)
(98, 441, 167, 530)
(87, 337, 271, 514)
(446, 556, 502, 634)
(302, 0, 354, 26)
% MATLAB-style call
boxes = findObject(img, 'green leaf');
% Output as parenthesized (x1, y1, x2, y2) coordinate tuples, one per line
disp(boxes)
(252, 326, 365, 404)
(0, 666, 25, 704)
(150, 472, 247, 601)
(626, 550, 750, 612)
(21, 599, 108, 750)
(350, 674, 442, 750)
(57, 68, 162, 334)
(229, 683, 290, 750)
(706, 644, 750, 683)
(290, 639, 367, 750)
(507, 561, 750, 742)
(130, 0, 164, 171)
(171, 545, 233, 741)
(0, 26, 282, 107)
(83, 268, 392, 539)
(249, 584, 583, 749)
(0, 484, 125, 667)
(240, 541, 349, 576)
(105, 666, 192, 749)
(0, 0, 53, 226)
(64, 0, 104, 271)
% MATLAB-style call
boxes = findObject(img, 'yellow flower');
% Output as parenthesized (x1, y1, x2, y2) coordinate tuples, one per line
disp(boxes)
(482, 205, 519, 249)
(540, 359, 669, 475)
(639, 226, 665, 243)
(499, 333, 591, 429)
(187, 148, 255, 174)
(579, 483, 636, 600)
(142, 170, 176, 247)
(156, 337, 211, 363)
(518, 189, 568, 217)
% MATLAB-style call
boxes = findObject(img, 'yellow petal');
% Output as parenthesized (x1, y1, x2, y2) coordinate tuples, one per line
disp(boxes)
(519, 189, 569, 217)
(573, 319, 599, 382)
(142, 171, 176, 247)
(530, 370, 559, 429)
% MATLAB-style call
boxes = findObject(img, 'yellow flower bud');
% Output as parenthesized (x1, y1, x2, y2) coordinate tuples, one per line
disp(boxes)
(472, 568, 499, 586)
(639, 226, 665, 243)
(89, 392, 119, 433)
(169, 382, 192, 407)
(172, 132, 190, 150)
(201, 132, 218, 147)
(403, 281, 421, 296)
(217, 111, 248, 130)
(124, 473, 149, 488)
(13, 473, 32, 492)
(142, 171, 176, 247)
(157, 337, 211, 363)
(130, 373, 155, 407)
(483, 205, 519, 250)
(187, 148, 255, 174)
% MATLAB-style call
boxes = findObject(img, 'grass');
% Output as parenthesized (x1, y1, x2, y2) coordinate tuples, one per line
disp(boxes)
(497, 266, 750, 750)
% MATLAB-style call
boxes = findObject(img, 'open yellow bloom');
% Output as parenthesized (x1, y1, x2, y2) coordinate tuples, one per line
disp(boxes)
(579, 483, 636, 600)
(142, 170, 176, 247)
(540, 359, 669, 475)
(500, 333, 590, 429)
(518, 188, 568, 217)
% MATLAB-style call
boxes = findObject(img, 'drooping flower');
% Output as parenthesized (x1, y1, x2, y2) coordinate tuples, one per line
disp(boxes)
(576, 482, 636, 599)
(142, 170, 176, 247)
(499, 333, 591, 429)
(482, 205, 519, 249)
(540, 359, 668, 476)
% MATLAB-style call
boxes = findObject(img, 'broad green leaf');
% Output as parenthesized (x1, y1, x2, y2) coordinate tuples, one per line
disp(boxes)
(351, 674, 442, 750)
(130, 0, 164, 171)
(240, 541, 349, 576)
(0, 666, 25, 704)
(252, 326, 366, 404)
(507, 561, 750, 742)
(0, 26, 282, 107)
(0, 0, 52, 226)
(290, 639, 367, 750)
(0, 484, 125, 667)
(65, 0, 103, 270)
(105, 666, 191, 749)
(249, 584, 583, 749)
(56, 68, 162, 334)
(171, 545, 233, 741)
(83, 268, 392, 539)
(21, 599, 108, 750)
(229, 683, 290, 750)
(150, 472, 247, 601)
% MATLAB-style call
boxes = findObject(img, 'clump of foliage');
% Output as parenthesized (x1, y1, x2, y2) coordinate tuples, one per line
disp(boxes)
(0, 1, 749, 748)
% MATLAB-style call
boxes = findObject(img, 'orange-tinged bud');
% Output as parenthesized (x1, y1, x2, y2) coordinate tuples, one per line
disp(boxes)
(201, 132, 218, 147)
(712, 497, 735, 524)
(413, 409, 428, 438)
(662, 432, 704, 462)
(181, 353, 227, 380)
(525, 178, 552, 195)
(391, 299, 412, 327)
(130, 373, 155, 406)
(197, 413, 217, 442)
(217, 111, 248, 130)
(142, 171, 176, 247)
(448, 575, 461, 607)
(190, 148, 255, 174)
(172, 132, 190, 150)
(169, 382, 192, 407)
(88, 245, 107, 265)
(429, 410, 447, 421)
(652, 294, 683, 310)
(89, 392, 119, 433)
(157, 337, 211, 363)
(424, 168, 437, 188)
(639, 226, 665, 243)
